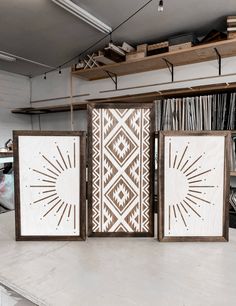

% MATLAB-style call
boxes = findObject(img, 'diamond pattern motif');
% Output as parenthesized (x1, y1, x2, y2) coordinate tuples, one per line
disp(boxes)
(105, 176, 136, 214)
(106, 127, 137, 166)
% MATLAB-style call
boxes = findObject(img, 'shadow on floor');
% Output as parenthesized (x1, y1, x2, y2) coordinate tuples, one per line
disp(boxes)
(0, 283, 36, 306)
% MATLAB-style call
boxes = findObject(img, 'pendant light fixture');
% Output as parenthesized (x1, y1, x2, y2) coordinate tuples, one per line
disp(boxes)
(51, 0, 112, 34)
(0, 53, 16, 62)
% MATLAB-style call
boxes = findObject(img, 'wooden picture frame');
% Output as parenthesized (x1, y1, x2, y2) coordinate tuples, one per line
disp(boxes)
(158, 131, 230, 242)
(14, 131, 86, 241)
(88, 103, 155, 237)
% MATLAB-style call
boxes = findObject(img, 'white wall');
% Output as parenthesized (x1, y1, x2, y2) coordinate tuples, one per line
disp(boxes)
(31, 56, 236, 106)
(32, 110, 87, 131)
(0, 70, 31, 147)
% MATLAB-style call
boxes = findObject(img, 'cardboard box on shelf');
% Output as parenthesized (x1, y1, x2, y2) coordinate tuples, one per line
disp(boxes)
(169, 42, 192, 52)
(168, 33, 198, 46)
(126, 51, 146, 61)
(147, 41, 169, 55)
(137, 44, 147, 53)
(148, 41, 168, 51)
(120, 42, 135, 53)
(136, 41, 169, 56)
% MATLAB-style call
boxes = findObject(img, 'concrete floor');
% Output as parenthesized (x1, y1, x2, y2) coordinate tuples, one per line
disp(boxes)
(0, 211, 236, 306)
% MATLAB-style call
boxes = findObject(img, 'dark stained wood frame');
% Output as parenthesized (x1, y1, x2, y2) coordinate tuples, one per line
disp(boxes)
(87, 102, 155, 237)
(158, 130, 230, 242)
(13, 130, 86, 241)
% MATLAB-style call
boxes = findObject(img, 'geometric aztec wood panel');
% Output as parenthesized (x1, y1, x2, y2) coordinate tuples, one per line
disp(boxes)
(13, 131, 86, 241)
(158, 131, 230, 242)
(88, 104, 154, 237)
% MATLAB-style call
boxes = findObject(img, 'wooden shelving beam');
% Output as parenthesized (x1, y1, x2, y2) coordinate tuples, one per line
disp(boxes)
(11, 82, 236, 115)
(0, 152, 14, 163)
(0, 152, 13, 158)
(72, 39, 236, 81)
(11, 103, 88, 115)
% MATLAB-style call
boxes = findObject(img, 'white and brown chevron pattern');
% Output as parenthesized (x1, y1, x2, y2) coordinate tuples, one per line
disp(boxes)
(91, 107, 152, 234)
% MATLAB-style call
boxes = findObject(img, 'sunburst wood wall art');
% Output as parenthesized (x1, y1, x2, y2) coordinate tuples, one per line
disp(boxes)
(88, 103, 154, 237)
(158, 131, 230, 242)
(14, 131, 86, 241)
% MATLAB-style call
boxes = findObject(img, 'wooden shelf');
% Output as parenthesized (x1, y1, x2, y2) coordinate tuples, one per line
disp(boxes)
(0, 152, 13, 163)
(11, 83, 236, 115)
(0, 152, 13, 158)
(88, 83, 236, 103)
(72, 39, 236, 81)
(11, 103, 88, 115)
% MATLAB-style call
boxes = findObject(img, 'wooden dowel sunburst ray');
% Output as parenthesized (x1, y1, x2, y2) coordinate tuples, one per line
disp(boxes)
(43, 199, 62, 217)
(187, 193, 211, 204)
(177, 146, 188, 170)
(42, 155, 61, 174)
(57, 146, 68, 170)
(33, 169, 57, 180)
(187, 169, 212, 181)
(183, 155, 202, 174)
(33, 193, 57, 204)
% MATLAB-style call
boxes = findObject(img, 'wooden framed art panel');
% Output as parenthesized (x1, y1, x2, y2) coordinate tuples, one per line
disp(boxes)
(88, 103, 155, 237)
(14, 131, 86, 241)
(158, 131, 230, 242)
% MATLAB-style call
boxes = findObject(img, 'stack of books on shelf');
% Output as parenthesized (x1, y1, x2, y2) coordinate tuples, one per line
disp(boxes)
(227, 16, 236, 39)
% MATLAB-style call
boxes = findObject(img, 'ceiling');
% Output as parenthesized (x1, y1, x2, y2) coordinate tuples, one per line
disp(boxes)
(0, 0, 236, 77)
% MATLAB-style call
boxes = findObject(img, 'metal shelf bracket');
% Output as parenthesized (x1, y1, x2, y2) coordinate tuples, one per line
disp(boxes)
(214, 48, 222, 76)
(104, 70, 118, 90)
(163, 58, 174, 82)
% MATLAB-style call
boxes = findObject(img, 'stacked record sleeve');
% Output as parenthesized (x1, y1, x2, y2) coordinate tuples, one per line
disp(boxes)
(154, 93, 236, 131)
(231, 136, 236, 171)
(229, 188, 236, 228)
(227, 16, 236, 39)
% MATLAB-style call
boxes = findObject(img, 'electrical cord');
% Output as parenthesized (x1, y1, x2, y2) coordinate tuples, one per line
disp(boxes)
(44, 0, 154, 76)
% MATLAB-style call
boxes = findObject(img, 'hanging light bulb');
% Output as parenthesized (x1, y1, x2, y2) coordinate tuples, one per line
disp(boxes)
(43, 73, 47, 80)
(158, 0, 164, 12)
